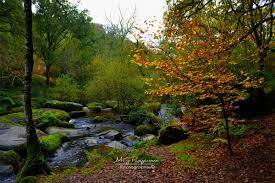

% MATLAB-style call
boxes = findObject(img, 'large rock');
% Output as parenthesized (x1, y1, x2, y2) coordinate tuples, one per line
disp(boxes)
(158, 126, 188, 145)
(106, 141, 129, 151)
(141, 134, 156, 141)
(46, 127, 87, 139)
(134, 124, 159, 136)
(69, 111, 86, 118)
(122, 135, 140, 146)
(45, 100, 83, 112)
(97, 129, 123, 141)
(0, 126, 45, 150)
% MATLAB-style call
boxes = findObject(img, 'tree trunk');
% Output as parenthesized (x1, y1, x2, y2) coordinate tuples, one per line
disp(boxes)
(16, 0, 49, 181)
(45, 65, 50, 87)
(219, 94, 233, 156)
(258, 51, 266, 71)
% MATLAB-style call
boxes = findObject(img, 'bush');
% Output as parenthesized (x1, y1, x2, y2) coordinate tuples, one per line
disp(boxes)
(44, 100, 83, 112)
(128, 109, 163, 126)
(49, 75, 81, 102)
(0, 150, 21, 166)
(39, 134, 69, 154)
(134, 124, 159, 136)
(86, 61, 144, 112)
(141, 102, 161, 114)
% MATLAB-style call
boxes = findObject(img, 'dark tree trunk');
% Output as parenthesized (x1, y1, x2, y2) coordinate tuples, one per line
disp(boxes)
(258, 51, 266, 71)
(219, 94, 233, 156)
(45, 65, 50, 87)
(16, 0, 49, 181)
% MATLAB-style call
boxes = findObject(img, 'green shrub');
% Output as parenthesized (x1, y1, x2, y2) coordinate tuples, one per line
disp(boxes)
(39, 134, 68, 154)
(0, 150, 21, 166)
(49, 75, 81, 102)
(212, 123, 254, 139)
(128, 109, 163, 126)
(44, 100, 83, 112)
(141, 102, 161, 114)
(134, 124, 159, 136)
(85, 61, 144, 112)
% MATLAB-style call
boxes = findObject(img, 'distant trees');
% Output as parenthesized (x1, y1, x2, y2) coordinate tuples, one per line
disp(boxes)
(34, 0, 93, 86)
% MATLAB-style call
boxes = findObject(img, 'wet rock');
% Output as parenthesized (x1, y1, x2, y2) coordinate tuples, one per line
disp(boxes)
(45, 100, 83, 112)
(122, 135, 140, 146)
(0, 126, 45, 150)
(141, 134, 156, 141)
(82, 137, 98, 147)
(82, 107, 90, 113)
(69, 118, 93, 129)
(98, 129, 123, 141)
(46, 127, 87, 139)
(70, 111, 86, 118)
(101, 108, 113, 113)
(48, 141, 88, 169)
(107, 141, 129, 151)
(0, 164, 13, 177)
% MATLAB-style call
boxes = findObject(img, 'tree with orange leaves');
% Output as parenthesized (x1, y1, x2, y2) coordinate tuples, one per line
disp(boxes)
(135, 14, 264, 155)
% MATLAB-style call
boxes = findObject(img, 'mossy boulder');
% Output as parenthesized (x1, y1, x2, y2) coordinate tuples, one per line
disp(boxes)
(134, 124, 159, 136)
(0, 108, 69, 127)
(35, 111, 74, 131)
(0, 150, 21, 167)
(39, 134, 69, 154)
(44, 100, 83, 112)
(128, 110, 163, 126)
(158, 126, 188, 145)
(92, 116, 104, 123)
(87, 103, 103, 113)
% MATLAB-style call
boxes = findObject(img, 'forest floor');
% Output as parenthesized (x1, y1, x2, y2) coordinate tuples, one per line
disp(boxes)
(41, 114, 274, 183)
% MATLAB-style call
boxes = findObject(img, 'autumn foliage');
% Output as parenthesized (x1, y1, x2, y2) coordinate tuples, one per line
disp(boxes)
(135, 13, 265, 154)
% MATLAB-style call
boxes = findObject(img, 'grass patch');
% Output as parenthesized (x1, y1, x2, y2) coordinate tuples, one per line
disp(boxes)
(0, 108, 69, 127)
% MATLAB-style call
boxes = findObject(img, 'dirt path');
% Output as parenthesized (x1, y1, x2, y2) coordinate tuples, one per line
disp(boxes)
(62, 115, 274, 183)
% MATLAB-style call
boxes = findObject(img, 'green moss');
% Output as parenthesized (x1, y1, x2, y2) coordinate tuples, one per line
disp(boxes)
(0, 108, 69, 127)
(44, 100, 83, 112)
(85, 145, 127, 172)
(39, 134, 68, 154)
(87, 103, 102, 113)
(134, 124, 159, 136)
(134, 138, 158, 149)
(92, 116, 104, 122)
(176, 154, 197, 169)
(0, 150, 21, 166)
(129, 149, 161, 166)
(36, 111, 73, 131)
(0, 112, 25, 126)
